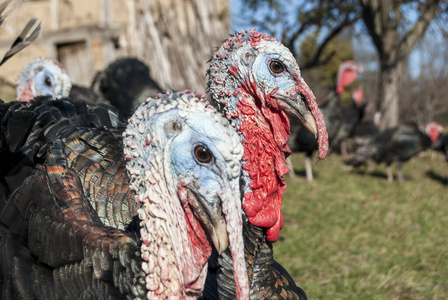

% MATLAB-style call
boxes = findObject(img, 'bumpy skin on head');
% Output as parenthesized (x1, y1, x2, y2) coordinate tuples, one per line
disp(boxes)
(16, 57, 71, 102)
(208, 29, 328, 242)
(124, 91, 249, 299)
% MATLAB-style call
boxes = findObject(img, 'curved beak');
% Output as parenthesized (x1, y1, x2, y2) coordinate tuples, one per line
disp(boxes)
(273, 92, 318, 138)
(186, 169, 249, 296)
(186, 189, 229, 255)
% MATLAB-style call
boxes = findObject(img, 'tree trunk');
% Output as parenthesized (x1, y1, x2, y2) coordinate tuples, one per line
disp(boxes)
(377, 61, 402, 129)
(360, 0, 441, 129)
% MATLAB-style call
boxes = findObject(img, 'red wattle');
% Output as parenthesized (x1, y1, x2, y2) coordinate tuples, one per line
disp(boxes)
(237, 91, 289, 242)
(178, 186, 212, 271)
(337, 69, 357, 94)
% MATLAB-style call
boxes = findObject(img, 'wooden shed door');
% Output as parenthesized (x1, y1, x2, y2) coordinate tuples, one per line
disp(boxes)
(57, 41, 90, 86)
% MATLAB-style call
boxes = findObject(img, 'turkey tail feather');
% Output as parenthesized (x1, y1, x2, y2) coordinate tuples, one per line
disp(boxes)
(0, 0, 41, 67)
(0, 0, 21, 26)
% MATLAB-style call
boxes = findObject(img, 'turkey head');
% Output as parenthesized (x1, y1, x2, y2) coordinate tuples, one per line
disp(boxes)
(124, 91, 249, 299)
(208, 29, 328, 242)
(16, 57, 71, 102)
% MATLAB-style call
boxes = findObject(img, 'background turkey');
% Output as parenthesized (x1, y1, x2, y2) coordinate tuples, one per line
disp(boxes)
(433, 131, 448, 162)
(330, 86, 368, 155)
(96, 57, 164, 118)
(0, 91, 250, 299)
(344, 111, 381, 153)
(344, 122, 443, 183)
(287, 60, 364, 181)
(16, 57, 71, 102)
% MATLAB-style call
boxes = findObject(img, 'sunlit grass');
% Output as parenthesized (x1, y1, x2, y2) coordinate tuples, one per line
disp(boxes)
(275, 151, 448, 299)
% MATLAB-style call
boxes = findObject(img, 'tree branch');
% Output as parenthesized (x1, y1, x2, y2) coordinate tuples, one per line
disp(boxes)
(359, 0, 384, 58)
(397, 1, 442, 62)
(303, 14, 360, 69)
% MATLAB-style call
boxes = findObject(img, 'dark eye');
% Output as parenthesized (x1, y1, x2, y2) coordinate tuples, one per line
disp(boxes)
(194, 145, 212, 164)
(44, 76, 52, 87)
(269, 60, 284, 73)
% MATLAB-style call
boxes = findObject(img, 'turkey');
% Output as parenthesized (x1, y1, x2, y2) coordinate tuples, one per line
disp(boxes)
(1, 29, 321, 299)
(287, 61, 364, 181)
(206, 29, 328, 299)
(331, 86, 368, 155)
(97, 57, 164, 118)
(346, 111, 381, 153)
(433, 131, 448, 161)
(344, 122, 443, 183)
(0, 91, 250, 299)
(16, 57, 108, 106)
(0, 0, 41, 67)
(16, 57, 71, 102)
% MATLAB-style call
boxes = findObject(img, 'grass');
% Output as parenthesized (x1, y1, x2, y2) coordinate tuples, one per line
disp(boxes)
(274, 151, 448, 299)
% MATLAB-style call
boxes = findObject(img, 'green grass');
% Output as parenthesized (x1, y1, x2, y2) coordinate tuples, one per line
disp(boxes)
(275, 151, 448, 299)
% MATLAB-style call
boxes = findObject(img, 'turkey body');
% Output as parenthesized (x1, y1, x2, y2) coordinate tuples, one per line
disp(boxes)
(0, 92, 248, 299)
(287, 93, 366, 180)
(344, 123, 436, 182)
(287, 61, 364, 181)
(98, 58, 163, 117)
(0, 98, 142, 299)
(69, 84, 108, 106)
(433, 133, 448, 162)
(202, 220, 308, 300)
(346, 119, 380, 152)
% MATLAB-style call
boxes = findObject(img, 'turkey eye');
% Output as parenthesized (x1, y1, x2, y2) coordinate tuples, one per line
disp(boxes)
(44, 76, 52, 87)
(194, 145, 212, 164)
(269, 60, 284, 73)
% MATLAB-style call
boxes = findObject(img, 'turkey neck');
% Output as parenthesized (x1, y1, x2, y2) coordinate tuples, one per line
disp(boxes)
(212, 84, 290, 243)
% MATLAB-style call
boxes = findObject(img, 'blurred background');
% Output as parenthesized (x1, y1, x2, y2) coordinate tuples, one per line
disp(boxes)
(0, 0, 447, 299)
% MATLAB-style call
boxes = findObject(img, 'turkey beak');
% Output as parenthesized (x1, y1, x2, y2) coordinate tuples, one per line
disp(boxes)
(274, 92, 318, 138)
(188, 189, 229, 255)
(207, 206, 229, 255)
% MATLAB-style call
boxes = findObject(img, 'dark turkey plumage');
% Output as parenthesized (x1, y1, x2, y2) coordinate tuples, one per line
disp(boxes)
(344, 122, 442, 182)
(97, 58, 163, 117)
(433, 133, 448, 161)
(69, 84, 108, 106)
(202, 220, 308, 300)
(345, 114, 381, 153)
(287, 61, 364, 181)
(0, 93, 250, 299)
(0, 97, 143, 299)
(288, 88, 366, 181)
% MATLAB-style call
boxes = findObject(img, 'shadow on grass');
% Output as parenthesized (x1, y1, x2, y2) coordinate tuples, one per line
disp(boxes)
(349, 168, 387, 179)
(426, 170, 448, 185)
(291, 169, 306, 177)
(350, 169, 414, 182)
(368, 171, 388, 179)
(288, 168, 319, 180)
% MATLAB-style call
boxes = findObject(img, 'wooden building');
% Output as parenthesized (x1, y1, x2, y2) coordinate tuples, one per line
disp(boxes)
(0, 0, 230, 97)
